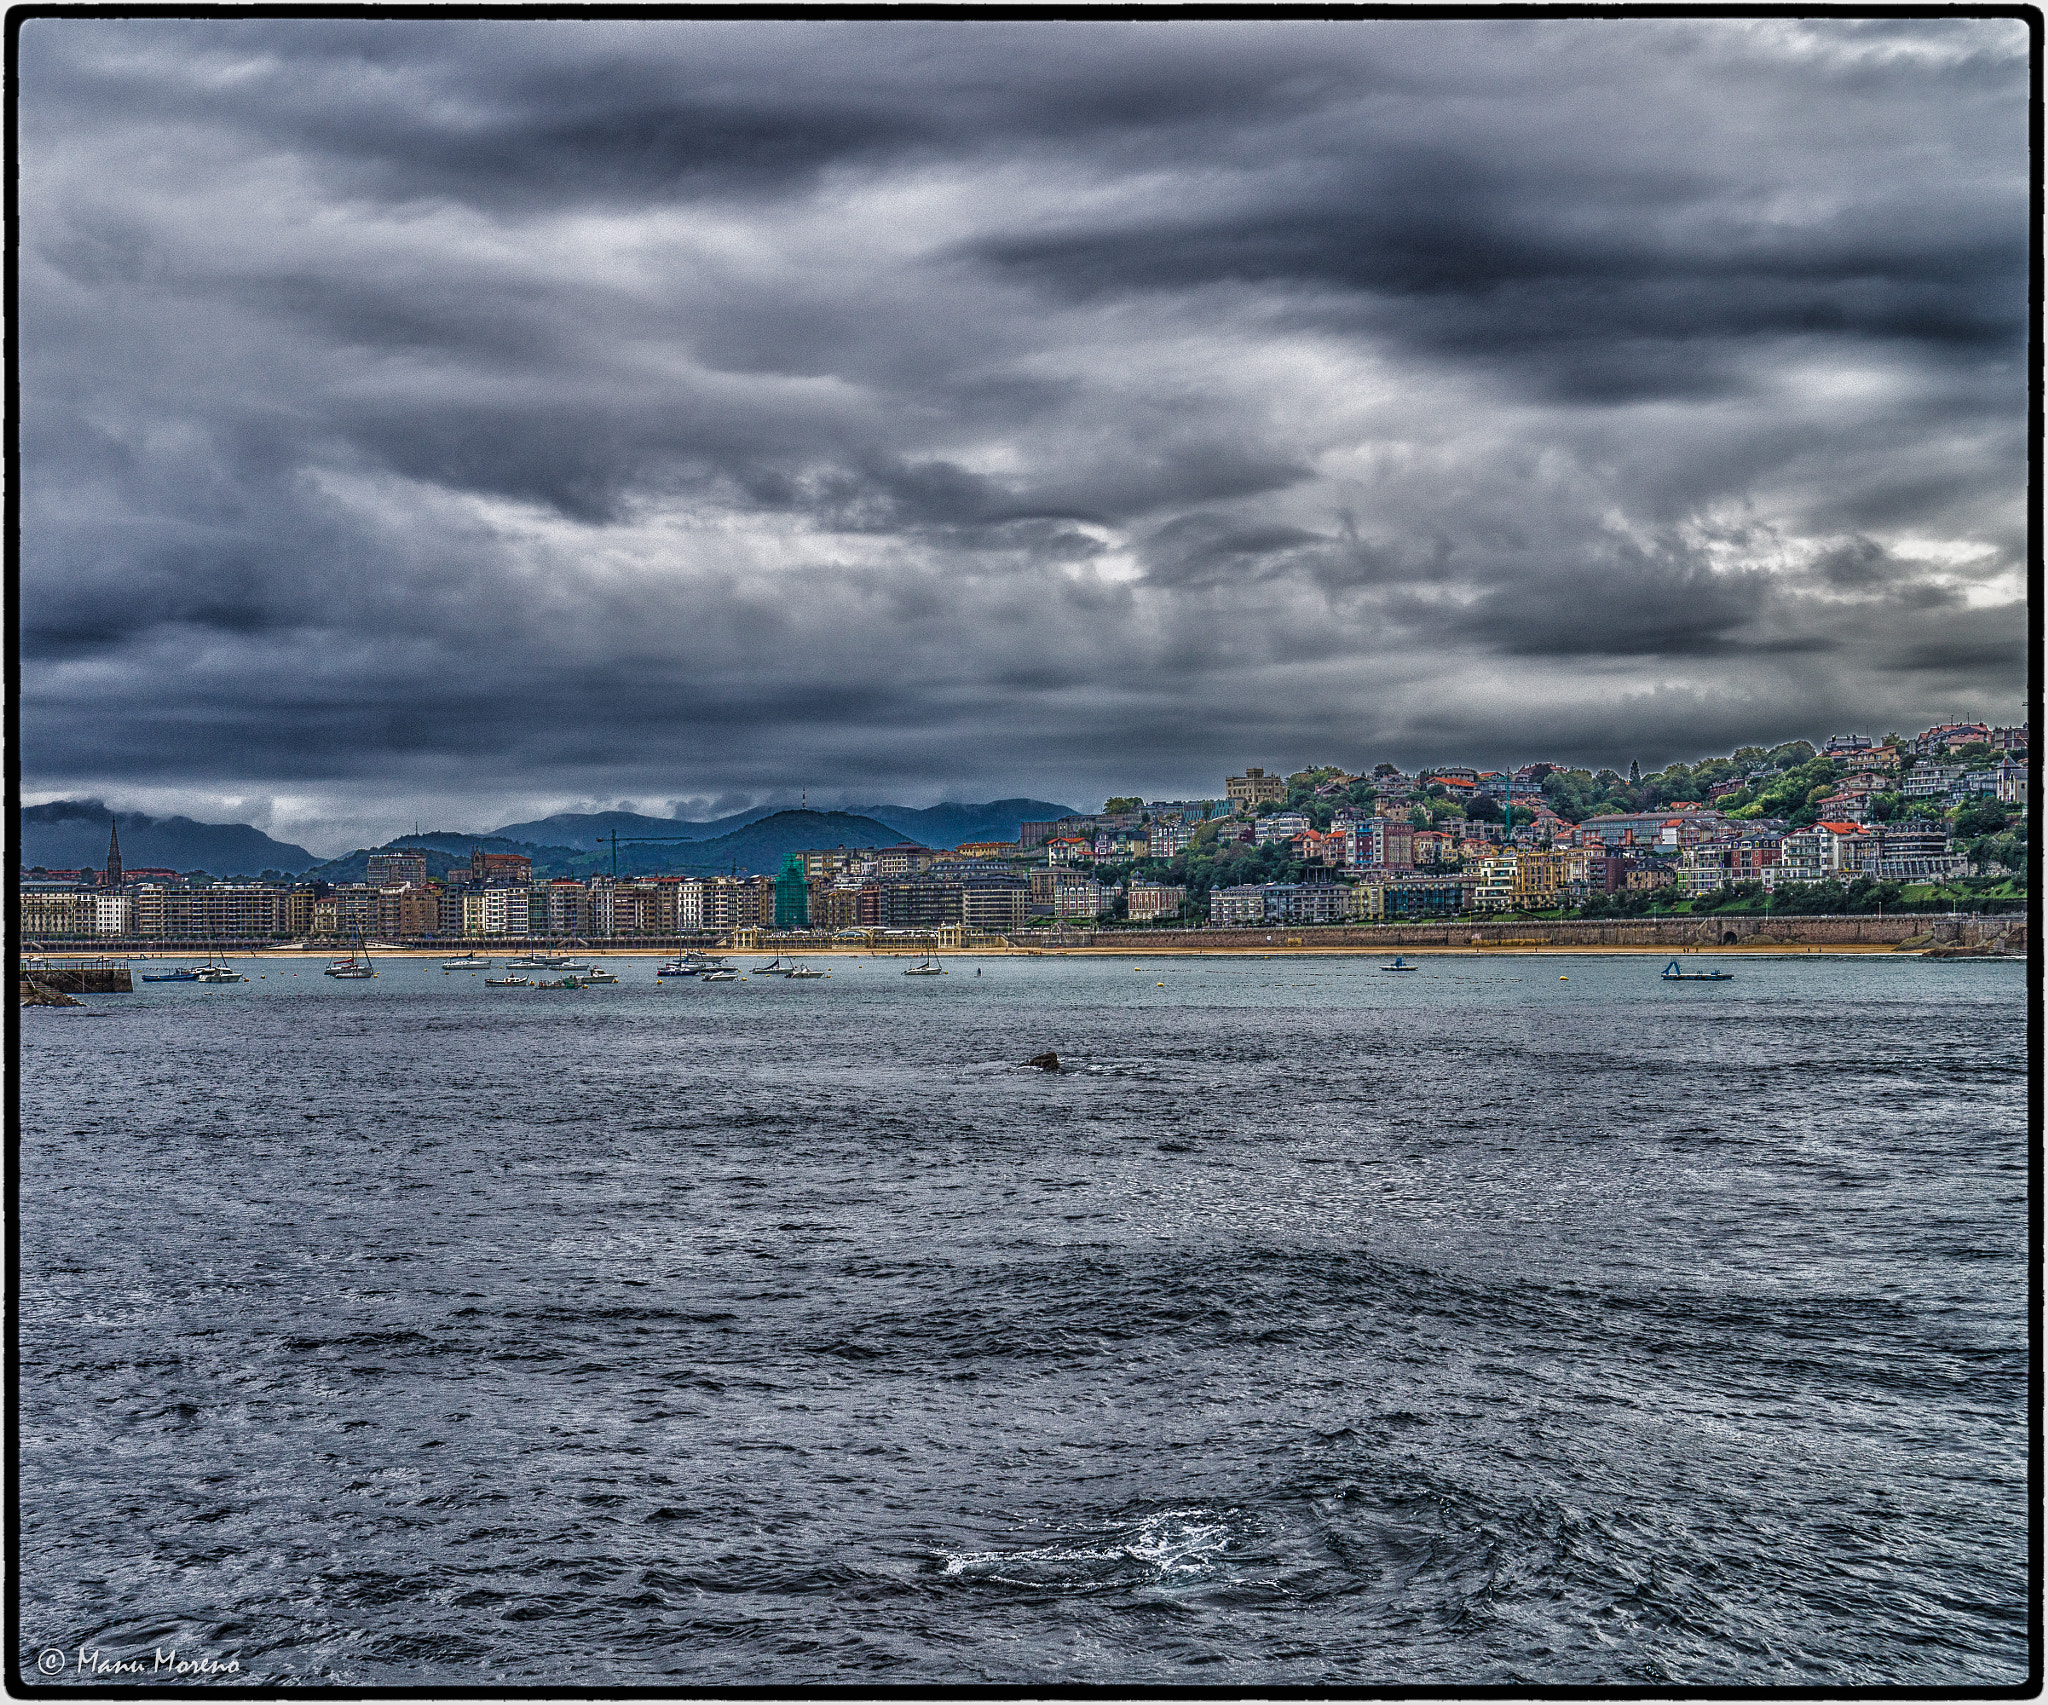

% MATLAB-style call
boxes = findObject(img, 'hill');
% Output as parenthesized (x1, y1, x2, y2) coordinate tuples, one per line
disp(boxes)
(485, 807, 771, 851)
(302, 813, 904, 882)
(19, 800, 319, 877)
(488, 798, 1078, 854)
(601, 811, 907, 877)
(843, 798, 1078, 847)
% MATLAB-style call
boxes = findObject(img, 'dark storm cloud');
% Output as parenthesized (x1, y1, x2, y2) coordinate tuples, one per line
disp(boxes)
(16, 17, 2029, 849)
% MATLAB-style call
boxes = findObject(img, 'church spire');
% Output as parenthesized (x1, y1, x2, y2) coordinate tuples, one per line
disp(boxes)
(103, 817, 123, 889)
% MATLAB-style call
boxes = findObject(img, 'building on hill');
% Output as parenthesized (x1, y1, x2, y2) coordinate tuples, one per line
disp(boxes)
(1225, 768, 1287, 813)
(447, 848, 533, 888)
(1576, 809, 1725, 850)
(1253, 811, 1310, 845)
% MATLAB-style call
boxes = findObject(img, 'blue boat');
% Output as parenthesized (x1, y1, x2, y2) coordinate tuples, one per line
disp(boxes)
(1381, 955, 1419, 972)
(1662, 959, 1733, 981)
(140, 966, 201, 982)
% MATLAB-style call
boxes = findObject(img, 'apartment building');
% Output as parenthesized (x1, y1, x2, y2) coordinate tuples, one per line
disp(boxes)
(20, 889, 130, 939)
(1509, 849, 1571, 908)
(1347, 816, 1414, 872)
(365, 851, 428, 887)
(1352, 875, 1469, 920)
(1470, 853, 1517, 911)
(1253, 811, 1311, 845)
(130, 882, 298, 940)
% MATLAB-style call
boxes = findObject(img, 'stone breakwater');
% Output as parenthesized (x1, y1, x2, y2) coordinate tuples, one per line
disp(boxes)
(1044, 914, 2026, 953)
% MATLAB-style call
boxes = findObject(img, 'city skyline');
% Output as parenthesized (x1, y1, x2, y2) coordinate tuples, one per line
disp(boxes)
(18, 17, 2031, 854)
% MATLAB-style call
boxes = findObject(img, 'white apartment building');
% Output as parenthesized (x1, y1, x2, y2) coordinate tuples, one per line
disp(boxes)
(1471, 852, 1519, 911)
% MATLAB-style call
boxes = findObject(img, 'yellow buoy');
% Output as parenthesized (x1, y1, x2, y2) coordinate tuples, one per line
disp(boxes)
(1157, 982, 1165, 987)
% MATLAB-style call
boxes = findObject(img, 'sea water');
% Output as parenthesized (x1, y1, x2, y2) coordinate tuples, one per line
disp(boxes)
(16, 952, 2030, 1686)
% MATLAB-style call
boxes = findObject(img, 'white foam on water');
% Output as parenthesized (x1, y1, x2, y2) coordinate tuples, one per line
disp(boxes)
(942, 1508, 1246, 1589)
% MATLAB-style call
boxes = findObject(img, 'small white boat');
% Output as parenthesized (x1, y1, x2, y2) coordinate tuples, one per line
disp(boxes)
(192, 964, 246, 983)
(903, 960, 945, 976)
(579, 967, 619, 983)
(785, 962, 825, 979)
(700, 969, 740, 982)
(442, 953, 491, 970)
(485, 974, 531, 987)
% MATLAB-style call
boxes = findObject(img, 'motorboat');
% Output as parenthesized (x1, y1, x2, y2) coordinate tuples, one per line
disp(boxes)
(533, 976, 583, 990)
(1381, 955, 1419, 972)
(140, 966, 202, 983)
(661, 952, 728, 976)
(579, 967, 619, 983)
(700, 969, 739, 982)
(1662, 960, 1733, 981)
(785, 962, 825, 979)
(192, 964, 246, 983)
(485, 974, 531, 987)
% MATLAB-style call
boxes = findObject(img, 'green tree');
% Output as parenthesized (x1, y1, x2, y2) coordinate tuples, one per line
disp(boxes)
(1954, 801, 2010, 838)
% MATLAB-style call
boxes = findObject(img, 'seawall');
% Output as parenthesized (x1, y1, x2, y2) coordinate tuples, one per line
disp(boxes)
(1032, 914, 2027, 953)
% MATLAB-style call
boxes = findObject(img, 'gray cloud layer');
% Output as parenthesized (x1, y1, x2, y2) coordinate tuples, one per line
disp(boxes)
(18, 18, 2031, 851)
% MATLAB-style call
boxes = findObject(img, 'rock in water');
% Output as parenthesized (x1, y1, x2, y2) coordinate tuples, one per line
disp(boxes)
(20, 980, 83, 1007)
(1023, 1051, 1060, 1071)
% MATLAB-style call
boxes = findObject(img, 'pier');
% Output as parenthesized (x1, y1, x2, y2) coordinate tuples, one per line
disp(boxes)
(16, 955, 134, 993)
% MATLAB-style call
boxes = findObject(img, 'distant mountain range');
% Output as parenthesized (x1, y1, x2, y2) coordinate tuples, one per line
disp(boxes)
(19, 800, 319, 876)
(487, 798, 1075, 853)
(620, 810, 906, 877)
(20, 796, 1080, 882)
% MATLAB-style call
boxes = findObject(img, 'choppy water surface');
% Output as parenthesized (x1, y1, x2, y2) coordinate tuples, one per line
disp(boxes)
(17, 952, 2030, 1686)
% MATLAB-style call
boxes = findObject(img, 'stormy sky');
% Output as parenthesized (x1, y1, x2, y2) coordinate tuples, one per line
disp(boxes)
(17, 17, 2032, 853)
